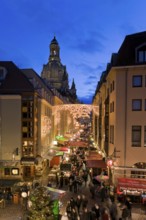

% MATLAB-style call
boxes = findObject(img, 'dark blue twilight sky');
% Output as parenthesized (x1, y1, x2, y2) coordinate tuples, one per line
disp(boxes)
(1, 0, 146, 104)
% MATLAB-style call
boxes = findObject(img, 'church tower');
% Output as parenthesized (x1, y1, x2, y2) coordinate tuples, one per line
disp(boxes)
(49, 36, 60, 62)
(41, 36, 69, 92)
(41, 36, 78, 103)
(70, 78, 77, 100)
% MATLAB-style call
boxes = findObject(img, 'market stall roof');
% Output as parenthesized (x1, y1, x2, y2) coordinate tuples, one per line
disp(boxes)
(55, 135, 69, 145)
(85, 156, 102, 160)
(67, 141, 87, 147)
(117, 178, 146, 190)
(55, 151, 64, 156)
(50, 146, 68, 152)
(46, 187, 66, 199)
(86, 160, 107, 169)
(85, 151, 103, 160)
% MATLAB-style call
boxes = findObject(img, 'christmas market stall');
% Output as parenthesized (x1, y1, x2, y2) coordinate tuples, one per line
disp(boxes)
(117, 177, 146, 203)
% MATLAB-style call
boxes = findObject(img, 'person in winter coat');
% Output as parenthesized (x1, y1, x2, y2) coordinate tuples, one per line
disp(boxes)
(125, 197, 132, 218)
(75, 195, 82, 214)
(61, 212, 69, 220)
(116, 203, 122, 220)
(81, 194, 88, 210)
(66, 201, 72, 218)
(101, 209, 110, 220)
(109, 200, 118, 220)
(70, 208, 79, 220)
(121, 205, 130, 220)
(91, 203, 100, 219)
(80, 207, 90, 220)
(70, 197, 76, 209)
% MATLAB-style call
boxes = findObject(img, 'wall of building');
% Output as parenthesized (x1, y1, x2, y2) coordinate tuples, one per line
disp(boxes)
(0, 95, 21, 161)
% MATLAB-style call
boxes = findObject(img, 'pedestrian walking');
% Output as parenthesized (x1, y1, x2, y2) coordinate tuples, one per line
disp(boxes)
(101, 209, 110, 220)
(89, 183, 96, 199)
(70, 197, 76, 209)
(81, 194, 88, 210)
(109, 199, 118, 220)
(121, 205, 130, 220)
(125, 197, 132, 218)
(70, 208, 78, 220)
(66, 201, 72, 218)
(75, 195, 82, 214)
(61, 212, 69, 220)
(91, 203, 100, 220)
(80, 207, 90, 220)
(116, 203, 122, 220)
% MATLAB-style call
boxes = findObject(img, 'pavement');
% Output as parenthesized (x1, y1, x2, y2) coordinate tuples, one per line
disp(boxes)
(1, 170, 146, 220)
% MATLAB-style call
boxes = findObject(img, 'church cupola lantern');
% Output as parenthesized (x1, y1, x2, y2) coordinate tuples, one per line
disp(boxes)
(49, 36, 60, 62)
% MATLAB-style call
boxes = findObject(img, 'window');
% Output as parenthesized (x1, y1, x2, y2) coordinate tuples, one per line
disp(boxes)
(144, 126, 146, 147)
(132, 75, 142, 87)
(110, 102, 114, 113)
(112, 81, 115, 91)
(137, 50, 146, 62)
(0, 67, 7, 81)
(110, 125, 114, 144)
(132, 99, 142, 111)
(145, 100, 146, 110)
(4, 168, 10, 175)
(132, 126, 141, 147)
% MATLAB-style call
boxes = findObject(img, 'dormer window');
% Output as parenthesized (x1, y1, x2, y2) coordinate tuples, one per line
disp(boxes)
(0, 67, 7, 81)
(136, 44, 146, 63)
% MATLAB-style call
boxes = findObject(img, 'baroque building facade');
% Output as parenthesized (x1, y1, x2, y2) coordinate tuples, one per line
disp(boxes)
(92, 31, 146, 182)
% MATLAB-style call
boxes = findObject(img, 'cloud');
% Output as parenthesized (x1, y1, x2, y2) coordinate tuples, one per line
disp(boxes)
(69, 31, 106, 54)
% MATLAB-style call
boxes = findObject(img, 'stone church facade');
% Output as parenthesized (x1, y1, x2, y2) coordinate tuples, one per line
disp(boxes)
(41, 36, 77, 103)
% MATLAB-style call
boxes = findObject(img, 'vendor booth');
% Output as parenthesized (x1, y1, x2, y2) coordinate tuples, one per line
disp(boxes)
(117, 178, 146, 203)
(86, 159, 107, 176)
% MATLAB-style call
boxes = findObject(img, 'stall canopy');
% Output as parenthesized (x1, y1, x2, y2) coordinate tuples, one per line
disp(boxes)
(46, 187, 66, 199)
(86, 160, 107, 169)
(55, 136, 68, 145)
(85, 152, 103, 160)
(67, 141, 87, 147)
(117, 178, 146, 190)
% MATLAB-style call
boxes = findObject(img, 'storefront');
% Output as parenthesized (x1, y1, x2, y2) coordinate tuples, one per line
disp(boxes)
(117, 177, 146, 203)
(21, 157, 36, 179)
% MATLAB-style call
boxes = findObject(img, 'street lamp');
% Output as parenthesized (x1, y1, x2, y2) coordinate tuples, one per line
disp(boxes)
(21, 191, 29, 211)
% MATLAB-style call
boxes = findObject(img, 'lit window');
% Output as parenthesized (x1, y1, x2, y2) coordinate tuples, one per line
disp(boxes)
(132, 99, 142, 111)
(132, 75, 142, 87)
(11, 168, 19, 175)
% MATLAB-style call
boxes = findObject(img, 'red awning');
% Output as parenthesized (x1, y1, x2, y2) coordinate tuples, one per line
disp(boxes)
(85, 151, 103, 160)
(86, 160, 107, 169)
(67, 141, 87, 147)
(117, 178, 146, 190)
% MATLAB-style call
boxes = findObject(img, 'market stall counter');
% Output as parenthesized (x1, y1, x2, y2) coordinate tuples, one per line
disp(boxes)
(117, 177, 146, 203)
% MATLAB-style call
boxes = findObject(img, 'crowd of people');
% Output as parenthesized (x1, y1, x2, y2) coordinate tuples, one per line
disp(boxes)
(51, 147, 133, 220)
(60, 192, 132, 220)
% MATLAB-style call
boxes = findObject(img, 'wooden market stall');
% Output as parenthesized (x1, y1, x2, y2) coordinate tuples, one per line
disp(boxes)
(117, 177, 146, 203)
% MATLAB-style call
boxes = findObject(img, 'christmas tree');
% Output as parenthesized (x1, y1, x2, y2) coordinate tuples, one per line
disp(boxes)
(27, 186, 55, 220)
